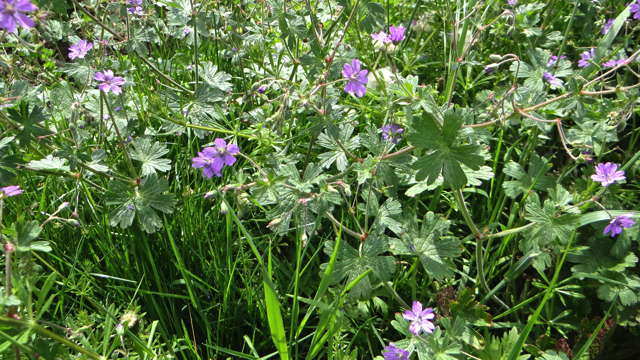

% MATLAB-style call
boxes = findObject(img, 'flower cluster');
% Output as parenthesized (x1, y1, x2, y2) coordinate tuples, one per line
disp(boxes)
(547, 55, 567, 67)
(371, 25, 406, 44)
(543, 71, 562, 87)
(382, 123, 404, 144)
(192, 138, 240, 178)
(0, 0, 36, 33)
(127, 0, 143, 16)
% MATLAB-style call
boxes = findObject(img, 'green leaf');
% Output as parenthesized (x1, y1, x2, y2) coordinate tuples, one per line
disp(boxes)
(317, 123, 360, 172)
(407, 110, 485, 189)
(473, 327, 529, 360)
(12, 220, 51, 253)
(104, 174, 177, 233)
(450, 288, 493, 327)
(129, 138, 172, 176)
(319, 233, 395, 299)
(389, 212, 461, 280)
(27, 155, 70, 171)
(7, 102, 51, 148)
(501, 154, 555, 199)
(567, 237, 637, 274)
(199, 62, 233, 92)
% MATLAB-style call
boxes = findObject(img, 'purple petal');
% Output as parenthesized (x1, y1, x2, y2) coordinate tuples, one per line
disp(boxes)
(342, 63, 353, 78)
(214, 138, 227, 149)
(411, 301, 422, 315)
(16, 0, 37, 12)
(409, 322, 421, 335)
(201, 147, 218, 158)
(94, 72, 106, 81)
(98, 83, 111, 93)
(226, 143, 239, 154)
(604, 223, 613, 235)
(422, 321, 435, 333)
(202, 166, 213, 178)
(222, 153, 237, 166)
(111, 77, 125, 86)
(402, 310, 416, 321)
(192, 157, 207, 168)
(354, 82, 366, 97)
(211, 156, 224, 177)
(351, 59, 361, 73)
(103, 69, 114, 80)
(0, 14, 17, 33)
(344, 81, 356, 94)
(111, 85, 122, 95)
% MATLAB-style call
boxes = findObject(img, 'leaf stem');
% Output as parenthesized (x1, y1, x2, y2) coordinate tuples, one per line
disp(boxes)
(101, 92, 139, 180)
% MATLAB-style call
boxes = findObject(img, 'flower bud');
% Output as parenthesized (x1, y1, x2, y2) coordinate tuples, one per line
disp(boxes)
(301, 233, 308, 248)
(116, 323, 125, 336)
(58, 202, 70, 211)
(489, 54, 502, 62)
(66, 219, 80, 227)
(204, 190, 215, 199)
(220, 202, 228, 215)
(4, 242, 14, 252)
(266, 218, 282, 228)
(484, 63, 499, 73)
(506, 26, 515, 37)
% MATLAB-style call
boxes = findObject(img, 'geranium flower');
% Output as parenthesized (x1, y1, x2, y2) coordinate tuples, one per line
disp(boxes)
(630, 4, 640, 20)
(389, 25, 406, 43)
(578, 49, 595, 68)
(342, 59, 368, 97)
(402, 301, 435, 335)
(0, 0, 37, 33)
(543, 71, 562, 87)
(591, 162, 626, 186)
(508, 0, 517, 5)
(0, 185, 24, 199)
(127, 0, 143, 15)
(383, 343, 410, 360)
(602, 59, 626, 68)
(382, 123, 404, 144)
(191, 139, 239, 178)
(69, 40, 93, 60)
(602, 19, 614, 34)
(547, 55, 567, 67)
(371, 31, 391, 44)
(95, 70, 125, 95)
(604, 213, 635, 237)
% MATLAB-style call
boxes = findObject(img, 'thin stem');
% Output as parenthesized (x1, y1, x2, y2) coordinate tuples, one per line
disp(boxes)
(324, 211, 363, 239)
(102, 93, 139, 180)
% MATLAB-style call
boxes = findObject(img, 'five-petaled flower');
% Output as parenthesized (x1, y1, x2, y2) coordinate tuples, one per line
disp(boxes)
(342, 59, 368, 98)
(547, 55, 567, 67)
(591, 162, 626, 187)
(389, 25, 406, 43)
(383, 343, 410, 360)
(371, 30, 392, 44)
(602, 59, 626, 68)
(0, 185, 24, 199)
(402, 301, 435, 335)
(95, 70, 125, 95)
(382, 123, 404, 144)
(604, 213, 635, 237)
(192, 138, 240, 178)
(543, 71, 562, 87)
(127, 0, 143, 16)
(578, 48, 595, 68)
(0, 0, 37, 33)
(602, 19, 614, 34)
(69, 40, 93, 60)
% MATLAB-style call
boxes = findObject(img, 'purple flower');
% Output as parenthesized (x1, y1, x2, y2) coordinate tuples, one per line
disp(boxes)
(543, 71, 562, 87)
(115, 107, 122, 111)
(185, 28, 190, 35)
(0, 0, 36, 33)
(383, 343, 410, 360)
(94, 70, 125, 95)
(630, 4, 640, 20)
(342, 59, 368, 98)
(591, 162, 626, 186)
(389, 25, 406, 43)
(603, 19, 614, 34)
(382, 123, 404, 144)
(128, 204, 135, 210)
(578, 48, 595, 68)
(127, 0, 143, 15)
(191, 138, 240, 178)
(604, 213, 635, 237)
(258, 86, 266, 94)
(402, 301, 435, 335)
(0, 185, 24, 198)
(68, 40, 93, 60)
(602, 59, 626, 68)
(547, 55, 567, 67)
(371, 31, 391, 44)
(508, 0, 517, 5)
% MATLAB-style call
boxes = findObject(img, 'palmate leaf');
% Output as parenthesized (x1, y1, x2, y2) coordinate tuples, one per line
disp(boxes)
(521, 193, 580, 270)
(389, 212, 461, 280)
(9, 220, 51, 253)
(7, 102, 52, 148)
(104, 174, 176, 233)
(450, 288, 492, 327)
(319, 233, 395, 299)
(568, 237, 638, 274)
(0, 136, 21, 185)
(317, 123, 360, 172)
(407, 109, 485, 190)
(129, 138, 172, 176)
(502, 153, 555, 199)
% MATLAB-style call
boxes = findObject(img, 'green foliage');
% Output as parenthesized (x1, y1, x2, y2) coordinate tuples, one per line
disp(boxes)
(7, 102, 51, 148)
(407, 109, 485, 189)
(450, 288, 492, 327)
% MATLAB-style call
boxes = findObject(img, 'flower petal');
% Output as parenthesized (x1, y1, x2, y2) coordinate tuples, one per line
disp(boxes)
(226, 143, 240, 154)
(0, 14, 17, 33)
(211, 156, 224, 177)
(223, 153, 237, 166)
(214, 138, 227, 149)
(411, 301, 422, 315)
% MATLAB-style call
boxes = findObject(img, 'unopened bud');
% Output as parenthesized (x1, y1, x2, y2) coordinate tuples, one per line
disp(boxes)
(116, 323, 125, 336)
(58, 202, 70, 211)
(4, 242, 14, 252)
(484, 63, 500, 73)
(266, 218, 282, 228)
(301, 233, 308, 248)
(489, 54, 502, 62)
(220, 202, 228, 215)
(66, 219, 80, 227)
(204, 190, 215, 199)
(506, 26, 515, 37)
